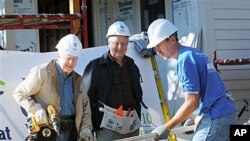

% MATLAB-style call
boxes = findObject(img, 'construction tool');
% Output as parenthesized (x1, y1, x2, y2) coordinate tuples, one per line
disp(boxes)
(126, 108, 131, 117)
(27, 105, 60, 135)
(151, 56, 177, 141)
(27, 114, 40, 134)
(114, 105, 123, 117)
(114, 125, 195, 141)
(47, 105, 60, 135)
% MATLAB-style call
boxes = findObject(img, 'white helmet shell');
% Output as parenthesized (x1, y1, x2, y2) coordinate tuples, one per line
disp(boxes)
(56, 34, 82, 57)
(106, 21, 131, 38)
(147, 19, 178, 48)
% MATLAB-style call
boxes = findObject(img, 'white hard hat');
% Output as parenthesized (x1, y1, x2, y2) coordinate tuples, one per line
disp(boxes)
(106, 21, 131, 38)
(147, 19, 178, 48)
(56, 34, 82, 57)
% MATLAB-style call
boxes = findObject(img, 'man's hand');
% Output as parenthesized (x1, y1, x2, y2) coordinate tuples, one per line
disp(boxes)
(79, 128, 93, 141)
(34, 108, 48, 125)
(151, 125, 170, 141)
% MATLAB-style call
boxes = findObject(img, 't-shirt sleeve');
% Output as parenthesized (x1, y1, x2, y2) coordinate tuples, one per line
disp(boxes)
(177, 55, 200, 93)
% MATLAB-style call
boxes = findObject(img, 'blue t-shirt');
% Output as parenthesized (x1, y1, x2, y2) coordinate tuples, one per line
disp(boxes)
(177, 46, 236, 118)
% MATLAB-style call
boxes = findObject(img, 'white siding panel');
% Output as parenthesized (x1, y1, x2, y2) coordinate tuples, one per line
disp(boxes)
(199, 0, 250, 124)
(215, 40, 250, 50)
(217, 66, 250, 72)
(224, 80, 250, 90)
(215, 29, 250, 39)
(215, 49, 250, 58)
(230, 90, 250, 99)
(214, 0, 250, 9)
(214, 9, 250, 19)
(215, 19, 250, 30)
(219, 70, 250, 80)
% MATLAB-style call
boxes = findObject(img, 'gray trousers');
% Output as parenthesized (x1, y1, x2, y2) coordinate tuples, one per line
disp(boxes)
(96, 128, 139, 141)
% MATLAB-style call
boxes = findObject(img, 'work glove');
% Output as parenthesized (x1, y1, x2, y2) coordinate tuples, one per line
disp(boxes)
(182, 118, 195, 134)
(34, 108, 49, 125)
(151, 125, 170, 141)
(79, 128, 93, 141)
(183, 118, 195, 126)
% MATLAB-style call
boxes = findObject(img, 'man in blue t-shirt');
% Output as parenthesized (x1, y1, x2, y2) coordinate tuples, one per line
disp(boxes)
(147, 19, 237, 141)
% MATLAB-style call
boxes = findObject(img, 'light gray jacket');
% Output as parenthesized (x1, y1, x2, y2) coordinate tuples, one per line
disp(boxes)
(13, 59, 92, 136)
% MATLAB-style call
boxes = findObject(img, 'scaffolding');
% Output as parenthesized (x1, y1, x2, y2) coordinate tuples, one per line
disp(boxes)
(0, 0, 88, 48)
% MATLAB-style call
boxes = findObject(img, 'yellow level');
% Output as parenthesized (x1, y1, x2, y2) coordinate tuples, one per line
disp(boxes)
(151, 56, 177, 141)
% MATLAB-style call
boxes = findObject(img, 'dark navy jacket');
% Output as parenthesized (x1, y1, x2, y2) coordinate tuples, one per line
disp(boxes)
(83, 51, 147, 131)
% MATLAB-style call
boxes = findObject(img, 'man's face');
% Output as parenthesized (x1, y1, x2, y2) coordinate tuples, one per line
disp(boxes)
(108, 36, 128, 61)
(57, 51, 78, 76)
(155, 38, 174, 60)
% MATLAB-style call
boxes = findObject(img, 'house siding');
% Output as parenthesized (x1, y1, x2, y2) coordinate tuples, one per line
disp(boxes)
(201, 0, 250, 124)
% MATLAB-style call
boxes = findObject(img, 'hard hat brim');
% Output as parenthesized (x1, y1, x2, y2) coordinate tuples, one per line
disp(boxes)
(106, 34, 130, 38)
(61, 49, 83, 57)
(147, 42, 156, 49)
(147, 36, 168, 49)
(70, 51, 83, 57)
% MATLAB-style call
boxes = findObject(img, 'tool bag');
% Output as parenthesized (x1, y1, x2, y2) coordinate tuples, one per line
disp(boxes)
(99, 104, 142, 134)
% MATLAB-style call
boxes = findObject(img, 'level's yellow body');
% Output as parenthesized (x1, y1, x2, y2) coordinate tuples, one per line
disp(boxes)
(151, 56, 177, 141)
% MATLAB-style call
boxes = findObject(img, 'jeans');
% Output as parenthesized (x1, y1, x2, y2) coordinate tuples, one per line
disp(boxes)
(192, 113, 238, 141)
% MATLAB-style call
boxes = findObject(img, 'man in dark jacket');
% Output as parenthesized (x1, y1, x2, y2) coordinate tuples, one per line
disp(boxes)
(83, 21, 146, 141)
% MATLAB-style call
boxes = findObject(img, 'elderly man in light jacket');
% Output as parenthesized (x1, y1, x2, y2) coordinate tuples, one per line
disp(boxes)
(13, 34, 93, 141)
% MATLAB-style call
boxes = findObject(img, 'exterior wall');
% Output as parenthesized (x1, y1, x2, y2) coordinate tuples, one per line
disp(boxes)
(199, 0, 250, 124)
(92, 0, 141, 46)
(159, 0, 201, 117)
(158, 0, 250, 126)
(0, 0, 39, 52)
(0, 0, 6, 48)
(156, 1, 200, 140)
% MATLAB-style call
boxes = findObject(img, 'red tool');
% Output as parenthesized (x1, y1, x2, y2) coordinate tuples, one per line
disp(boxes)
(126, 108, 131, 117)
(114, 105, 123, 117)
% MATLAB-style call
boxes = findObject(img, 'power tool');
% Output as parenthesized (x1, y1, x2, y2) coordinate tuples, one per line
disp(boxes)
(47, 105, 60, 135)
(27, 105, 60, 135)
(27, 114, 40, 134)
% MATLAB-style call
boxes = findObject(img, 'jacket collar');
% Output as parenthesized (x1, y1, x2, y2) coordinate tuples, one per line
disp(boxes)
(99, 51, 134, 65)
(46, 59, 80, 80)
(46, 59, 58, 76)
